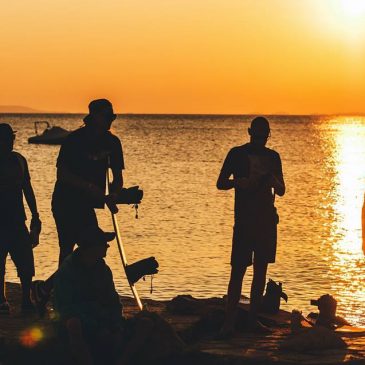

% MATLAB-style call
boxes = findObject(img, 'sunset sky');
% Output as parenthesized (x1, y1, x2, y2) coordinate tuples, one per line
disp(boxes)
(1, 0, 365, 114)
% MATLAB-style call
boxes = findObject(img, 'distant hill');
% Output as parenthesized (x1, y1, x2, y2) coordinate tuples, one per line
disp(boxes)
(0, 105, 47, 113)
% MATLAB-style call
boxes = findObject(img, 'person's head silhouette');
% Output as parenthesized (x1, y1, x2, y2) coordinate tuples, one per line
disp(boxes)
(83, 99, 117, 135)
(78, 226, 116, 262)
(248, 116, 270, 147)
(0, 123, 16, 155)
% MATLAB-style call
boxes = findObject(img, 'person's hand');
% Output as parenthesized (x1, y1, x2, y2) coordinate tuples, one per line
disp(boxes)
(268, 173, 284, 189)
(30, 214, 42, 248)
(105, 194, 119, 214)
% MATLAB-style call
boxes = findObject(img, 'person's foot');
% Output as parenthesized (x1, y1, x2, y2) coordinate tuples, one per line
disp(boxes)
(0, 301, 10, 315)
(31, 280, 50, 317)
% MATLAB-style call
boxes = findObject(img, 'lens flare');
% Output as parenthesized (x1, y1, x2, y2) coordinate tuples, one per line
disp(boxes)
(20, 327, 44, 348)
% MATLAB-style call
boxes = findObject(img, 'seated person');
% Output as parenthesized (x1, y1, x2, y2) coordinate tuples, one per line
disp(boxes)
(53, 226, 152, 365)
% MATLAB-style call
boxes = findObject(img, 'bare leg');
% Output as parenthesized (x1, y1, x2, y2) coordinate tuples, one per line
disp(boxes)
(220, 265, 247, 335)
(59, 243, 75, 267)
(44, 273, 56, 293)
(19, 275, 32, 305)
(248, 260, 269, 331)
(250, 260, 268, 317)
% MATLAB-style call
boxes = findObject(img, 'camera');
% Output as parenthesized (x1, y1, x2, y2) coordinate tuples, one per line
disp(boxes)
(115, 186, 143, 205)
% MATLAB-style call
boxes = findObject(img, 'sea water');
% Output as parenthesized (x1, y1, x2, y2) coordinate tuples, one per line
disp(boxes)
(1, 114, 365, 325)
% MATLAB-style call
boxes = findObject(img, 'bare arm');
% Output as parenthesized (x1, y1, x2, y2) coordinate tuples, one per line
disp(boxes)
(217, 173, 250, 191)
(216, 171, 235, 190)
(58, 166, 120, 214)
(57, 166, 105, 200)
(23, 179, 39, 217)
(23, 177, 42, 247)
(270, 154, 285, 196)
(271, 173, 285, 196)
(217, 149, 250, 190)
(104, 168, 124, 214)
(110, 168, 124, 193)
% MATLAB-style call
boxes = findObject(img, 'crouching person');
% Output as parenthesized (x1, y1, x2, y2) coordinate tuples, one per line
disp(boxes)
(53, 226, 153, 365)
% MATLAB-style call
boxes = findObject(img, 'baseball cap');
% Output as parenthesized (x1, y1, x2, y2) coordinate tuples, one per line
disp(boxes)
(78, 226, 116, 248)
(83, 99, 117, 123)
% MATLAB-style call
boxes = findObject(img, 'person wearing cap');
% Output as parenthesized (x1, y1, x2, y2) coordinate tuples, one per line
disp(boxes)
(0, 123, 41, 314)
(31, 99, 124, 314)
(216, 116, 285, 336)
(53, 98, 123, 263)
(53, 226, 152, 365)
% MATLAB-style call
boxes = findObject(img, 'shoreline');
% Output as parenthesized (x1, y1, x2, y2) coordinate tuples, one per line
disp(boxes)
(1, 282, 365, 364)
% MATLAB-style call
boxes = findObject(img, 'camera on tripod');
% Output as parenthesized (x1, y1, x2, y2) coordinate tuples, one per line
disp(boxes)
(114, 186, 143, 205)
(310, 294, 338, 328)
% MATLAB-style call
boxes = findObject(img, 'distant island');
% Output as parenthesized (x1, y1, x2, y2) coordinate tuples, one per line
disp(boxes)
(0, 105, 47, 113)
(1, 105, 364, 116)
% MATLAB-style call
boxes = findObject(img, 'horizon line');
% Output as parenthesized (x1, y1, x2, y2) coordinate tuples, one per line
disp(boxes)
(1, 112, 365, 117)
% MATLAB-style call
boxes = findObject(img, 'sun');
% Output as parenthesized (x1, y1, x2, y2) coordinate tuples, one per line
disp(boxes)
(340, 0, 365, 18)
(321, 0, 365, 41)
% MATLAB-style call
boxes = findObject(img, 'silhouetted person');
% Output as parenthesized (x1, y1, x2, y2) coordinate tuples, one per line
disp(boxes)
(54, 226, 152, 365)
(0, 123, 41, 314)
(217, 116, 285, 335)
(32, 99, 124, 315)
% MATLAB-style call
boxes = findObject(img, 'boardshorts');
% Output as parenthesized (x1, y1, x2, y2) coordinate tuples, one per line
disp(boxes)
(231, 207, 278, 268)
(52, 201, 98, 250)
(0, 223, 35, 278)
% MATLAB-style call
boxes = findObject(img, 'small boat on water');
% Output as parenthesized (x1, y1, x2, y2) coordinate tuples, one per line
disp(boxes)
(28, 121, 71, 145)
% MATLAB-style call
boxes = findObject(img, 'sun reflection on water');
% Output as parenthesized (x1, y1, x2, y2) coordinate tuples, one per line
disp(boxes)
(333, 122, 365, 254)
(328, 117, 365, 325)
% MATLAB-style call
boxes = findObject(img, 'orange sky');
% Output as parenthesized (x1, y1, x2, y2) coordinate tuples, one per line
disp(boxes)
(1, 0, 365, 114)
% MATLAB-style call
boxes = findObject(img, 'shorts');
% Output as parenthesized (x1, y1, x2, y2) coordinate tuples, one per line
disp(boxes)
(0, 223, 35, 277)
(52, 201, 98, 248)
(231, 209, 278, 268)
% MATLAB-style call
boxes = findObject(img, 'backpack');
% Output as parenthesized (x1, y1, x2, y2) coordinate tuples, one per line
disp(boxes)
(262, 279, 288, 314)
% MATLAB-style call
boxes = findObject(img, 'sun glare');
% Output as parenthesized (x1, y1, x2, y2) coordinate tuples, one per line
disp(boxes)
(340, 0, 365, 18)
(320, 0, 365, 41)
(333, 120, 365, 255)
(326, 118, 365, 325)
